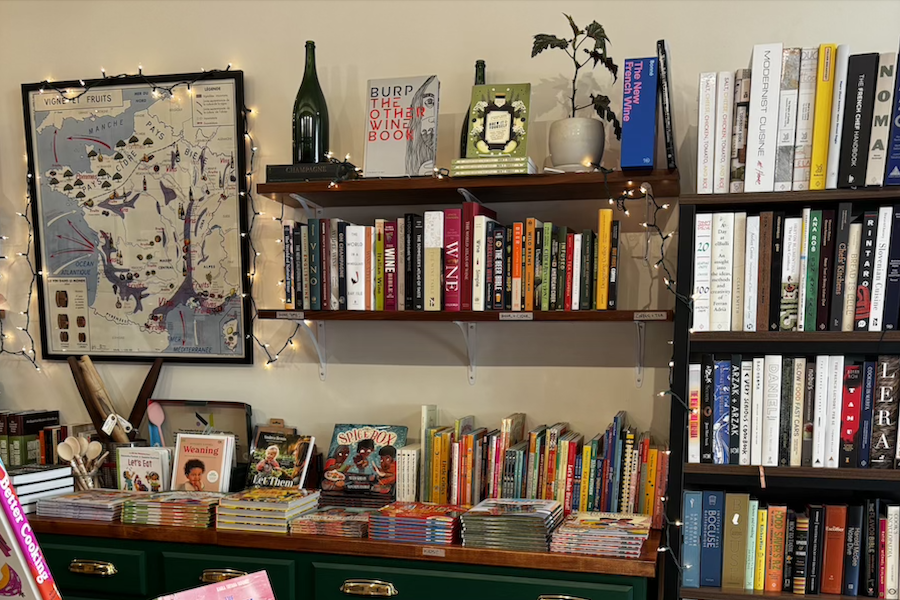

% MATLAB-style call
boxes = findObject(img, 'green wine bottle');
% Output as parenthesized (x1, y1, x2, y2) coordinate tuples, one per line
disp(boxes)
(459, 60, 486, 159)
(292, 41, 330, 164)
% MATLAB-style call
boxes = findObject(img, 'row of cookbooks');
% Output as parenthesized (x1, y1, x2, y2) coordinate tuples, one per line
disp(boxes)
(281, 207, 621, 313)
(697, 42, 900, 194)
(688, 354, 900, 468)
(682, 492, 900, 598)
(692, 206, 900, 333)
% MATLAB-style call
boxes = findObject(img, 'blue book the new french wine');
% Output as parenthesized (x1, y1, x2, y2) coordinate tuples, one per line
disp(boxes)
(700, 490, 725, 587)
(713, 360, 731, 465)
(859, 361, 876, 467)
(621, 57, 659, 170)
(682, 491, 703, 588)
(886, 44, 900, 186)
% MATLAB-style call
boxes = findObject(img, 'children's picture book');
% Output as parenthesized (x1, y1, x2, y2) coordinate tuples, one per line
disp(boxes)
(117, 447, 171, 493)
(246, 432, 314, 489)
(465, 84, 532, 158)
(171, 434, 234, 493)
(154, 570, 275, 600)
(321, 424, 408, 499)
(364, 76, 440, 178)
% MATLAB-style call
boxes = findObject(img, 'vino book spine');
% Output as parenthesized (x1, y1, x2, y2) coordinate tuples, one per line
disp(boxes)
(731, 69, 752, 193)
(308, 218, 321, 310)
(337, 222, 348, 310)
(657, 40, 678, 170)
(697, 72, 717, 194)
(840, 365, 863, 468)
(443, 209, 462, 312)
(867, 53, 897, 186)
(769, 213, 785, 331)
(746, 43, 785, 192)
(694, 213, 714, 331)
(712, 213, 735, 331)
(713, 70, 734, 193)
(730, 354, 742, 465)
(826, 45, 852, 189)
(884, 208, 900, 331)
(869, 206, 893, 331)
(811, 44, 838, 190)
(384, 221, 397, 311)
(838, 53, 879, 188)
(744, 215, 760, 331)
(700, 491, 725, 587)
(779, 358, 794, 466)
(859, 361, 877, 468)
(830, 203, 853, 330)
(818, 210, 837, 330)
(846, 504, 865, 596)
(794, 47, 819, 190)
(701, 356, 715, 463)
(775, 48, 802, 191)
(822, 505, 849, 594)
(872, 356, 899, 468)
(766, 505, 788, 591)
(843, 223, 863, 331)
(757, 211, 774, 332)
(807, 505, 826, 594)
(855, 211, 879, 330)
(732, 213, 747, 331)
(751, 357, 765, 466)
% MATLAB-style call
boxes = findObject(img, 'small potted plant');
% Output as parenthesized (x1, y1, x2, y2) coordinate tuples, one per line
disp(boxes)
(532, 14, 622, 169)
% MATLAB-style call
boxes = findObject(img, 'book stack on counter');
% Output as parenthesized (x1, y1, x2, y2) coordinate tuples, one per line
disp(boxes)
(692, 206, 900, 334)
(550, 512, 651, 558)
(697, 42, 900, 194)
(290, 506, 374, 538)
(281, 208, 621, 313)
(368, 502, 464, 546)
(7, 464, 75, 514)
(688, 354, 900, 469)
(123, 491, 226, 528)
(460, 498, 563, 552)
(217, 488, 319, 534)
(682, 492, 897, 597)
(37, 489, 134, 521)
(449, 156, 537, 177)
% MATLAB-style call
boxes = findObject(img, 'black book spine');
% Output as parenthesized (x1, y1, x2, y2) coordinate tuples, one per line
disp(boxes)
(830, 203, 854, 330)
(608, 221, 620, 309)
(784, 510, 797, 591)
(700, 355, 714, 463)
(414, 216, 425, 310)
(337, 222, 348, 310)
(884, 208, 900, 331)
(308, 218, 321, 310)
(802, 360, 816, 466)
(292, 225, 304, 309)
(865, 499, 880, 596)
(845, 504, 865, 596)
(769, 212, 785, 331)
(855, 211, 879, 330)
(779, 358, 794, 466)
(404, 214, 415, 309)
(549, 226, 560, 311)
(807, 505, 825, 594)
(492, 226, 505, 310)
(656, 39, 677, 170)
(504, 226, 513, 310)
(729, 354, 742, 465)
(817, 210, 837, 331)
(794, 513, 809, 591)
(839, 53, 880, 189)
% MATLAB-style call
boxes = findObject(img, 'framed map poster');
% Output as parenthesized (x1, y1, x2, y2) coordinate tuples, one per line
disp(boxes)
(22, 71, 252, 363)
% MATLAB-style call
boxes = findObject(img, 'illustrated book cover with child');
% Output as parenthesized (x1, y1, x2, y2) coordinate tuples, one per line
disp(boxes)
(246, 432, 314, 489)
(171, 434, 234, 493)
(320, 424, 408, 507)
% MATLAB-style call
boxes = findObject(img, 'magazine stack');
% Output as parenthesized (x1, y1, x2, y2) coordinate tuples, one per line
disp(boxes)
(217, 488, 319, 534)
(36, 490, 133, 521)
(122, 492, 226, 528)
(550, 512, 651, 558)
(290, 506, 374, 538)
(368, 502, 464, 546)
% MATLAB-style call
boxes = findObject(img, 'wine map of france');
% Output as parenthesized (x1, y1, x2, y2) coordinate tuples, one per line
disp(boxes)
(27, 79, 246, 360)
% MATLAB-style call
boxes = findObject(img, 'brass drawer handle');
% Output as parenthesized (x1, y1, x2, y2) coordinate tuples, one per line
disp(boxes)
(340, 579, 399, 597)
(538, 596, 590, 600)
(69, 559, 117, 577)
(200, 568, 248, 583)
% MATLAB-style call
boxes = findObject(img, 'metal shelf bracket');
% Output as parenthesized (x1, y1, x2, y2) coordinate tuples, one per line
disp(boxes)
(454, 321, 477, 385)
(642, 182, 655, 266)
(457, 188, 483, 205)
(634, 321, 645, 388)
(296, 320, 327, 380)
(288, 194, 320, 221)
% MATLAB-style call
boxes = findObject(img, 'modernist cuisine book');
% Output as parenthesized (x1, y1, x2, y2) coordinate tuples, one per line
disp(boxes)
(364, 76, 440, 178)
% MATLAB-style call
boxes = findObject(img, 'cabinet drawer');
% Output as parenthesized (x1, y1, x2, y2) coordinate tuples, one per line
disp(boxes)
(43, 543, 149, 597)
(313, 562, 634, 600)
(161, 551, 296, 600)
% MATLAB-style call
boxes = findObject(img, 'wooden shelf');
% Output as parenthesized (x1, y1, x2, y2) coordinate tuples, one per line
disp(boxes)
(30, 516, 659, 578)
(683, 464, 900, 492)
(689, 331, 900, 354)
(679, 587, 859, 600)
(257, 309, 673, 322)
(680, 187, 900, 207)
(257, 170, 680, 208)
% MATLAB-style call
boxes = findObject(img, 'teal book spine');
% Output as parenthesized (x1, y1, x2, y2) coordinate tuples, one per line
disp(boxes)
(308, 218, 322, 310)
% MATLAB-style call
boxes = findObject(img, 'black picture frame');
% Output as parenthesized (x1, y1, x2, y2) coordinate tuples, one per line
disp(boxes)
(22, 70, 253, 364)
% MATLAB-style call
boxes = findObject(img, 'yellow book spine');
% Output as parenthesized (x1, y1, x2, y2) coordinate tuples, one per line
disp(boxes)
(439, 431, 451, 504)
(556, 439, 568, 505)
(644, 448, 658, 514)
(431, 429, 443, 502)
(810, 44, 838, 190)
(375, 219, 385, 311)
(596, 209, 613, 309)
(754, 508, 768, 590)
(580, 444, 592, 511)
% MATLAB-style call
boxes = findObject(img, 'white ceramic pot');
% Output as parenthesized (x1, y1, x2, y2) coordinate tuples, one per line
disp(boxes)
(548, 117, 606, 168)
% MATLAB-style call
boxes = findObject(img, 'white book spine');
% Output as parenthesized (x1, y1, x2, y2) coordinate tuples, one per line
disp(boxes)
(731, 212, 747, 331)
(730, 69, 752, 194)
(867, 53, 898, 186)
(689, 363, 702, 464)
(450, 442, 459, 505)
(424, 212, 443, 312)
(780, 217, 802, 330)
(345, 225, 365, 310)
(397, 218, 406, 311)
(745, 499, 759, 589)
(843, 223, 863, 331)
(870, 206, 894, 331)
(740, 360, 753, 466)
(791, 357, 806, 466)
(698, 72, 717, 194)
(751, 357, 765, 466)
(710, 213, 735, 331)
(330, 218, 340, 310)
(745, 43, 785, 192)
(826, 44, 851, 189)
(774, 48, 801, 191)
(473, 216, 488, 311)
(714, 71, 734, 193)
(812, 355, 830, 467)
(793, 47, 819, 190)
(571, 233, 582, 311)
(826, 355, 845, 468)
(744, 216, 760, 331)
(762, 354, 783, 467)
(798, 209, 811, 331)
(300, 226, 311, 310)
(693, 214, 714, 331)
(889, 505, 900, 600)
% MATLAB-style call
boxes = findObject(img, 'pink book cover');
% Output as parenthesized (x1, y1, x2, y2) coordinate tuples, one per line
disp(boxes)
(443, 209, 462, 312)
(564, 233, 575, 311)
(461, 203, 497, 311)
(384, 221, 397, 311)
(880, 517, 887, 599)
(157, 570, 275, 600)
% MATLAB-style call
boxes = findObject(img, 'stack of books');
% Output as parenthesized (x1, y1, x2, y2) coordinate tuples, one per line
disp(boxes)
(550, 512, 651, 558)
(36, 489, 134, 521)
(368, 502, 464, 546)
(460, 498, 563, 551)
(449, 156, 536, 177)
(8, 464, 75, 514)
(290, 506, 374, 538)
(122, 491, 226, 528)
(217, 488, 319, 534)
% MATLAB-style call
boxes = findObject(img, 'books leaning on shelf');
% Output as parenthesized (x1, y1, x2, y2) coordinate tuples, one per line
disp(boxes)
(695, 40, 900, 193)
(283, 209, 621, 313)
(692, 206, 900, 333)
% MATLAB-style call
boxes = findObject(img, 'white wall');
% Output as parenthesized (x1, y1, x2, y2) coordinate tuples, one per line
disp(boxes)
(0, 0, 896, 450)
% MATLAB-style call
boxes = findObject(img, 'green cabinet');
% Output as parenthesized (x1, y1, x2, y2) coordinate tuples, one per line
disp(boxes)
(43, 542, 151, 598)
(161, 551, 296, 600)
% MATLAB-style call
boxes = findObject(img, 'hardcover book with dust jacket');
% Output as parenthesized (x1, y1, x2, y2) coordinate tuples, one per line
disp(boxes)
(745, 43, 784, 192)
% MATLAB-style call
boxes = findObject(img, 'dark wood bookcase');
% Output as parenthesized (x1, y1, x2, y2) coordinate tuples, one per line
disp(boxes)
(668, 188, 900, 600)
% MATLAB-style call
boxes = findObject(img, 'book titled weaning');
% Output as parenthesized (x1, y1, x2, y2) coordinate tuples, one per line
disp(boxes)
(745, 43, 784, 192)
(621, 57, 658, 170)
(171, 433, 234, 493)
(364, 76, 440, 178)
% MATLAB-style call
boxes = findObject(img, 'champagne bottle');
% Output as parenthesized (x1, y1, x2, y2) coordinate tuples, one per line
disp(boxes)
(292, 41, 330, 163)
(459, 60, 486, 159)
